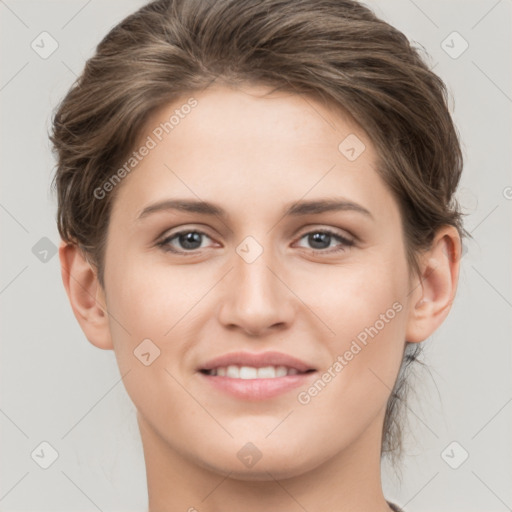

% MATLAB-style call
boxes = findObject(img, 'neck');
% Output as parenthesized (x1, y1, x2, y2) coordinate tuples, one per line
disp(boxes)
(137, 410, 393, 512)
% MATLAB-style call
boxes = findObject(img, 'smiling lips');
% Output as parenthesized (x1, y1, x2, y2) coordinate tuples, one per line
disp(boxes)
(198, 350, 317, 400)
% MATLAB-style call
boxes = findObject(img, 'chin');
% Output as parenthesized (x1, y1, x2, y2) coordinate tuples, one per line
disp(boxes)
(191, 445, 325, 482)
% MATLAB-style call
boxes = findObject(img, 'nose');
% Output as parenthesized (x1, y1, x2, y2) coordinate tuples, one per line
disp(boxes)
(217, 246, 295, 337)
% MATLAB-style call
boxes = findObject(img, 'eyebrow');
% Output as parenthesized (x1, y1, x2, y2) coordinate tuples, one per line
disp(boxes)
(136, 198, 374, 221)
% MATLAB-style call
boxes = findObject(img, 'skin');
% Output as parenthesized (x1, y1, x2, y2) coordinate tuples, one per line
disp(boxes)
(59, 83, 460, 512)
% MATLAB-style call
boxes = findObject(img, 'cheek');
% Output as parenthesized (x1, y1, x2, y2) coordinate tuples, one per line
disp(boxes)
(316, 255, 405, 331)
(313, 257, 407, 388)
(296, 274, 406, 434)
(104, 253, 216, 383)
(103, 259, 196, 414)
(106, 254, 193, 335)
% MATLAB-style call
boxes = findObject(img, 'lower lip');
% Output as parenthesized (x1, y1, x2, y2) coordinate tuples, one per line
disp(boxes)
(197, 371, 317, 400)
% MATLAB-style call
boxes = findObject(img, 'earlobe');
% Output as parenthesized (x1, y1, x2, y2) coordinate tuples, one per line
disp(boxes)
(405, 226, 461, 343)
(58, 241, 114, 350)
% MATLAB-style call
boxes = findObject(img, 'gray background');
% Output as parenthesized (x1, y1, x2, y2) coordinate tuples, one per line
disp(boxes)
(1, 0, 511, 510)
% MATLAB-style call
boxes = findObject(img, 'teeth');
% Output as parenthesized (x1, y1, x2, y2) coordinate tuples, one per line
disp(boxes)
(206, 365, 302, 379)
(226, 365, 239, 378)
(275, 365, 287, 377)
(239, 366, 258, 379)
(257, 366, 277, 378)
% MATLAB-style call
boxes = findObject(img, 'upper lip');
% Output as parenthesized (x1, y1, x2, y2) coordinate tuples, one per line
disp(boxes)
(198, 351, 315, 373)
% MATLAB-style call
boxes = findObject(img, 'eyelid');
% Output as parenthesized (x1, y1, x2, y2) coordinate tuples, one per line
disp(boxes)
(157, 224, 215, 241)
(295, 224, 354, 239)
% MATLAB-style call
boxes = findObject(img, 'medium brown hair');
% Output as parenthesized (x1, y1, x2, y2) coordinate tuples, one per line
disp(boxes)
(50, 0, 469, 468)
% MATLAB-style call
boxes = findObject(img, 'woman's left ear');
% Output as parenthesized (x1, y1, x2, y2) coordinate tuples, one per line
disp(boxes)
(405, 225, 462, 343)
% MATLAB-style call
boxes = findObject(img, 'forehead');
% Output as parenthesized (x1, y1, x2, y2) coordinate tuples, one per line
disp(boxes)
(109, 84, 398, 227)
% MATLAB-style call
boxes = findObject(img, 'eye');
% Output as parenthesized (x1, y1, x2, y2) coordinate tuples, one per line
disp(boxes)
(156, 227, 355, 255)
(295, 229, 354, 253)
(157, 229, 215, 254)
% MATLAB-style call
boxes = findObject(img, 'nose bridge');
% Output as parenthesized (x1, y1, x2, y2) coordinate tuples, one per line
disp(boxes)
(237, 242, 277, 302)
(218, 234, 292, 334)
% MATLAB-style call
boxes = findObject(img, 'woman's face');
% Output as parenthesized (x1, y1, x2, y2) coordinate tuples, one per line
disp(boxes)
(101, 83, 417, 479)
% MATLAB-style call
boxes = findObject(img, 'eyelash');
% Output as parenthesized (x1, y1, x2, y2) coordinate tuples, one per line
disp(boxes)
(156, 228, 355, 255)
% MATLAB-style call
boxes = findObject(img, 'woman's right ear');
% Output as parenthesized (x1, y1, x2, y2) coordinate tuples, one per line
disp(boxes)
(58, 241, 114, 350)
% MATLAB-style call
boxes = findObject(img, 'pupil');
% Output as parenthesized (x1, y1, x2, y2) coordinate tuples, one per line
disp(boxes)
(180, 232, 202, 249)
(309, 232, 330, 249)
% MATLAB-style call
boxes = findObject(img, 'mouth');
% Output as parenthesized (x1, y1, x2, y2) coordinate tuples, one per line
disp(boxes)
(197, 351, 317, 400)
(200, 365, 316, 378)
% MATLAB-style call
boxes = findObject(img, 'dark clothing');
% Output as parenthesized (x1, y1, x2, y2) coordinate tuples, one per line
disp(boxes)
(387, 501, 404, 512)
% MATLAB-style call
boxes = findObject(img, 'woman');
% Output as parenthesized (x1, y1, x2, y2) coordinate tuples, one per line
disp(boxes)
(51, 0, 467, 510)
